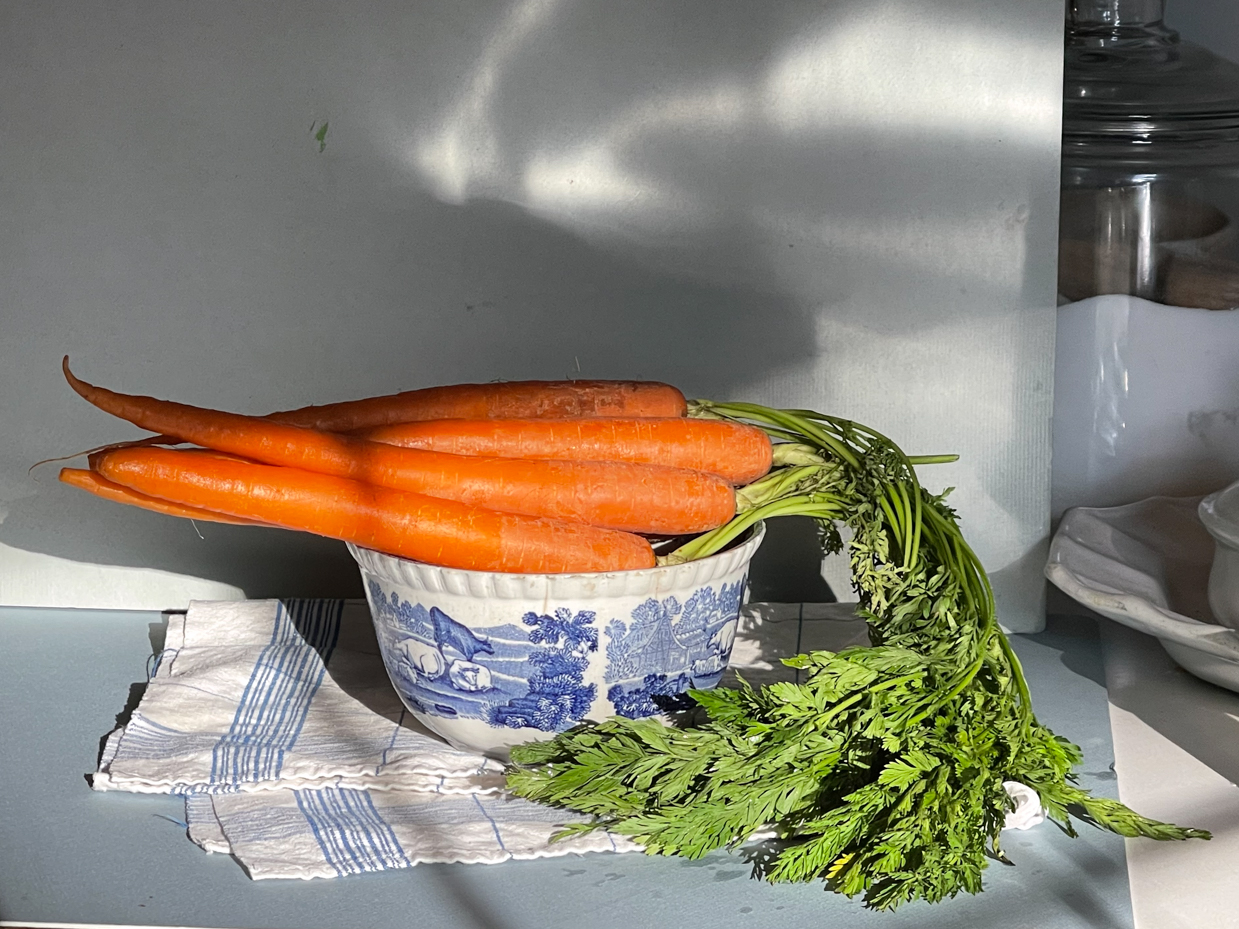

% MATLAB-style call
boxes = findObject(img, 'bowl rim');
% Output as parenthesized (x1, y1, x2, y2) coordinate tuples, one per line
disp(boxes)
(348, 521, 766, 599)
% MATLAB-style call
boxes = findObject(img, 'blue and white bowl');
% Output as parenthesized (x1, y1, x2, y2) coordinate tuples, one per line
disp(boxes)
(348, 524, 765, 759)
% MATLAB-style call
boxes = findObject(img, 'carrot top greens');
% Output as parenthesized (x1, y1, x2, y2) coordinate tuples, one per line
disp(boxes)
(506, 400, 1208, 911)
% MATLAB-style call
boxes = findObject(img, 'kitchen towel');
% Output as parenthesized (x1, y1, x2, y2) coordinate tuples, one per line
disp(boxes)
(94, 599, 509, 797)
(94, 598, 1040, 879)
(93, 598, 858, 879)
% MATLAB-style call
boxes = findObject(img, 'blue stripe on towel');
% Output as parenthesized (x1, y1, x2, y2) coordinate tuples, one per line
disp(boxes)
(295, 787, 410, 875)
(209, 600, 344, 788)
(473, 795, 508, 854)
(185, 793, 214, 822)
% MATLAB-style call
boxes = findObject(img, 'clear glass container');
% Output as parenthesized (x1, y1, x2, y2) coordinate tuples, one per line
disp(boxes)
(1060, 0, 1239, 309)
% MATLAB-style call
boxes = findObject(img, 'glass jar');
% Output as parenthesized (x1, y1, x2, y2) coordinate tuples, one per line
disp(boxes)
(1053, 1, 1239, 520)
(1060, 0, 1239, 310)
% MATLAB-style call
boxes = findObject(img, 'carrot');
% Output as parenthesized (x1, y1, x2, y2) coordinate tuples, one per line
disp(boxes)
(62, 359, 736, 535)
(92, 447, 656, 573)
(89, 379, 688, 454)
(360, 417, 773, 486)
(270, 379, 688, 431)
(60, 467, 264, 526)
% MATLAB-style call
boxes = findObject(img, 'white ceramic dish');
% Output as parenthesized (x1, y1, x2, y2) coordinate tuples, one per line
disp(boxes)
(1046, 496, 1239, 692)
(349, 524, 765, 759)
(1199, 479, 1239, 630)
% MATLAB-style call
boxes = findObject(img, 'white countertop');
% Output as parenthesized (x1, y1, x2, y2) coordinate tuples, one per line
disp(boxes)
(1098, 618, 1239, 927)
(0, 603, 1137, 929)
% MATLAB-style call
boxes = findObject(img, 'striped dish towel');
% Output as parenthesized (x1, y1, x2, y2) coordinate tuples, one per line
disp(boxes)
(94, 599, 643, 878)
(93, 598, 865, 879)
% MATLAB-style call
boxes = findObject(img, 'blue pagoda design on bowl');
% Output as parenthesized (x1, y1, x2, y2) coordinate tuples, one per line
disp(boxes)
(603, 578, 745, 718)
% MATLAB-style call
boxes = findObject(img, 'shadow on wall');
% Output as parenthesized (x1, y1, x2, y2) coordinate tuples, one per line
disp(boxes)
(4, 0, 1058, 602)
(8, 193, 824, 600)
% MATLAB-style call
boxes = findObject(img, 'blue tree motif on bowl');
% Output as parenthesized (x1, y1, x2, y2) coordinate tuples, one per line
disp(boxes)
(604, 577, 746, 718)
(488, 608, 598, 731)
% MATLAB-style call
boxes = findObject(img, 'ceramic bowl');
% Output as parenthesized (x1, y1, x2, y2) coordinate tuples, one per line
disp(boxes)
(1200, 480, 1239, 630)
(348, 524, 765, 760)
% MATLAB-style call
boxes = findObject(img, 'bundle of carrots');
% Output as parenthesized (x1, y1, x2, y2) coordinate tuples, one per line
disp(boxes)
(56, 358, 774, 574)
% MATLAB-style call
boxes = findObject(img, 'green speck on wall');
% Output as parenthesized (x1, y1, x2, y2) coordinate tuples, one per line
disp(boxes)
(312, 121, 329, 153)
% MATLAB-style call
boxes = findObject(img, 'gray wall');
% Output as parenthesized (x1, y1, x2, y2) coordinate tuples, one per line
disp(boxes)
(0, 1, 1065, 631)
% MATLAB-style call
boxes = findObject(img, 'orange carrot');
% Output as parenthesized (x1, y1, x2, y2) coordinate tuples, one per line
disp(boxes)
(63, 359, 736, 535)
(97, 376, 693, 453)
(360, 417, 773, 486)
(89, 380, 688, 453)
(59, 467, 263, 526)
(92, 447, 656, 573)
(269, 379, 688, 431)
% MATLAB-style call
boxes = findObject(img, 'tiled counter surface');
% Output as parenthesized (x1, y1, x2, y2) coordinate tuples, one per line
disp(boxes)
(0, 606, 1135, 929)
